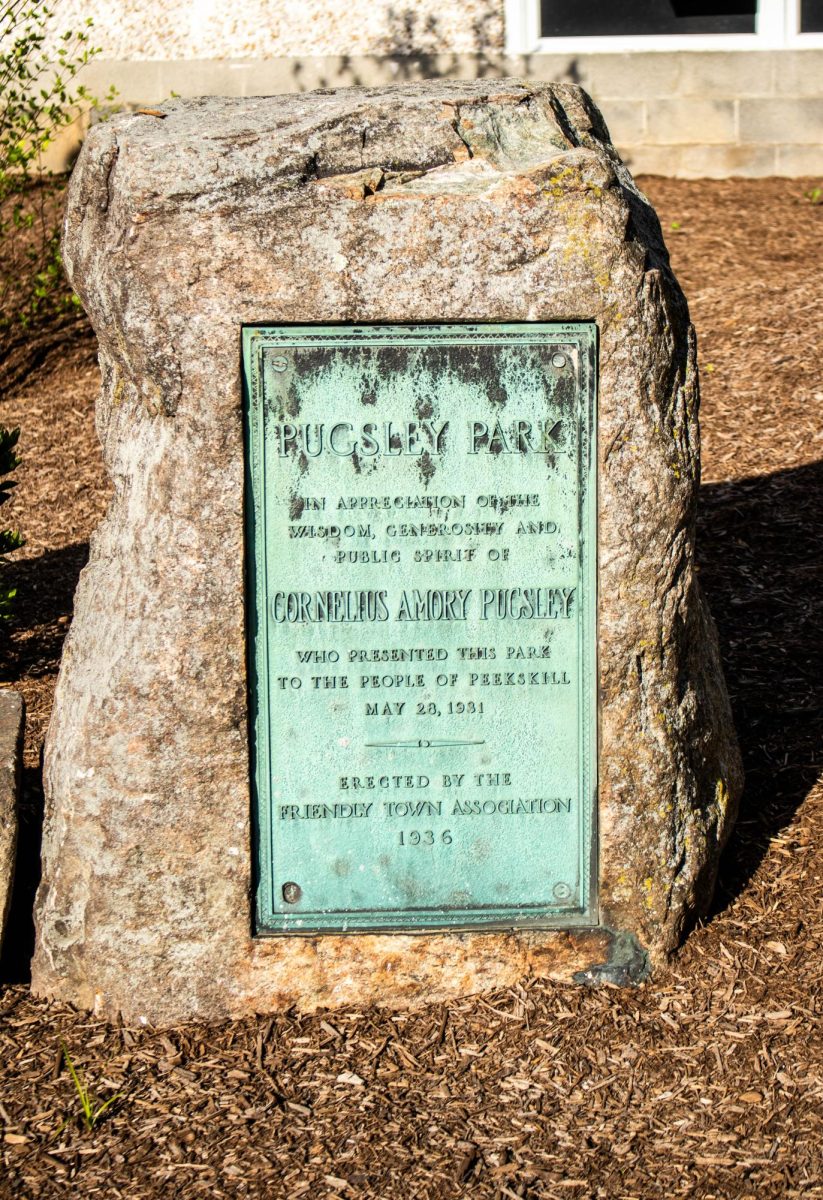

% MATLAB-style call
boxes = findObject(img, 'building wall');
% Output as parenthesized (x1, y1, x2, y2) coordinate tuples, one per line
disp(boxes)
(36, 1, 505, 58)
(40, 3, 823, 177)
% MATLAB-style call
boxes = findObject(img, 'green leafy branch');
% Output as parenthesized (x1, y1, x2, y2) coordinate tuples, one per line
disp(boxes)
(0, 3, 104, 187)
(1, 3, 115, 335)
(0, 424, 22, 624)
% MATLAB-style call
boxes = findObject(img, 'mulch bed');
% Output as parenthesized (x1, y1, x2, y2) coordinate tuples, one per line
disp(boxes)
(0, 177, 821, 1199)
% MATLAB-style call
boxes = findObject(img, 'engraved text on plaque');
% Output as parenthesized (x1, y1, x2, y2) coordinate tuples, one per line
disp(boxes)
(243, 324, 597, 933)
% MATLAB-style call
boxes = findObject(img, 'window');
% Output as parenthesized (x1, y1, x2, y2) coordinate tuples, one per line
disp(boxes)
(505, 0, 823, 50)
(801, 0, 823, 30)
(539, 1, 757, 38)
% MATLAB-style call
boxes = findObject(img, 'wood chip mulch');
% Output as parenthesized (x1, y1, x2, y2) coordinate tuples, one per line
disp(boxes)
(0, 176, 821, 1199)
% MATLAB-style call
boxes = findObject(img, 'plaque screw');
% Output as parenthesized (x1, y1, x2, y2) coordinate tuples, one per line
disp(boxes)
(282, 881, 302, 904)
(551, 353, 567, 369)
(553, 882, 572, 901)
(271, 355, 288, 372)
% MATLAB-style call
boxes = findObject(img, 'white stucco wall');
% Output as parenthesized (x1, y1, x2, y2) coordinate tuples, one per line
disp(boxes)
(39, 1, 504, 59)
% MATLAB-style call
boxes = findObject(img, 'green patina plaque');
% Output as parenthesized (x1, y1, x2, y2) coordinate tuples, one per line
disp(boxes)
(243, 324, 597, 934)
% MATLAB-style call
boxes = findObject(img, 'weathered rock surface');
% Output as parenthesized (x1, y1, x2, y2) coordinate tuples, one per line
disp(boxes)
(33, 80, 742, 1024)
(0, 688, 23, 951)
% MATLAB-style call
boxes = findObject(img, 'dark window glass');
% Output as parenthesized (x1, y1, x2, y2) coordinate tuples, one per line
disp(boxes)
(801, 0, 823, 31)
(540, 0, 757, 37)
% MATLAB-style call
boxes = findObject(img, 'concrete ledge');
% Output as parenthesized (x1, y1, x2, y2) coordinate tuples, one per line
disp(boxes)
(66, 49, 823, 105)
(645, 98, 737, 146)
(601, 100, 647, 145)
(41, 51, 823, 179)
(624, 143, 781, 179)
(772, 50, 823, 96)
(776, 144, 823, 174)
(739, 97, 823, 144)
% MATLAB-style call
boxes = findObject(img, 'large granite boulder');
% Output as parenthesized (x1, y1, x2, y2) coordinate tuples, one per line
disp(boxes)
(33, 80, 742, 1024)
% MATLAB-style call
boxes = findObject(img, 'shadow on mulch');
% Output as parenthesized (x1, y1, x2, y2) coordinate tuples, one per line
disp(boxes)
(0, 765, 43, 984)
(0, 542, 89, 985)
(1, 456, 821, 986)
(0, 316, 90, 397)
(0, 542, 89, 670)
(699, 458, 823, 916)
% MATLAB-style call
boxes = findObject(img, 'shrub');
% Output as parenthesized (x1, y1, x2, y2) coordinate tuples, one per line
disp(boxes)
(0, 425, 22, 624)
(0, 3, 111, 381)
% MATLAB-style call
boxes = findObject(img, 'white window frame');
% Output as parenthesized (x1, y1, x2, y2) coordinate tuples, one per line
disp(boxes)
(505, 0, 823, 54)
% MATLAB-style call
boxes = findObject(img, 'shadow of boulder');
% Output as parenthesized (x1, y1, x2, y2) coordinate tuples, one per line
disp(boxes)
(699, 460, 823, 912)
